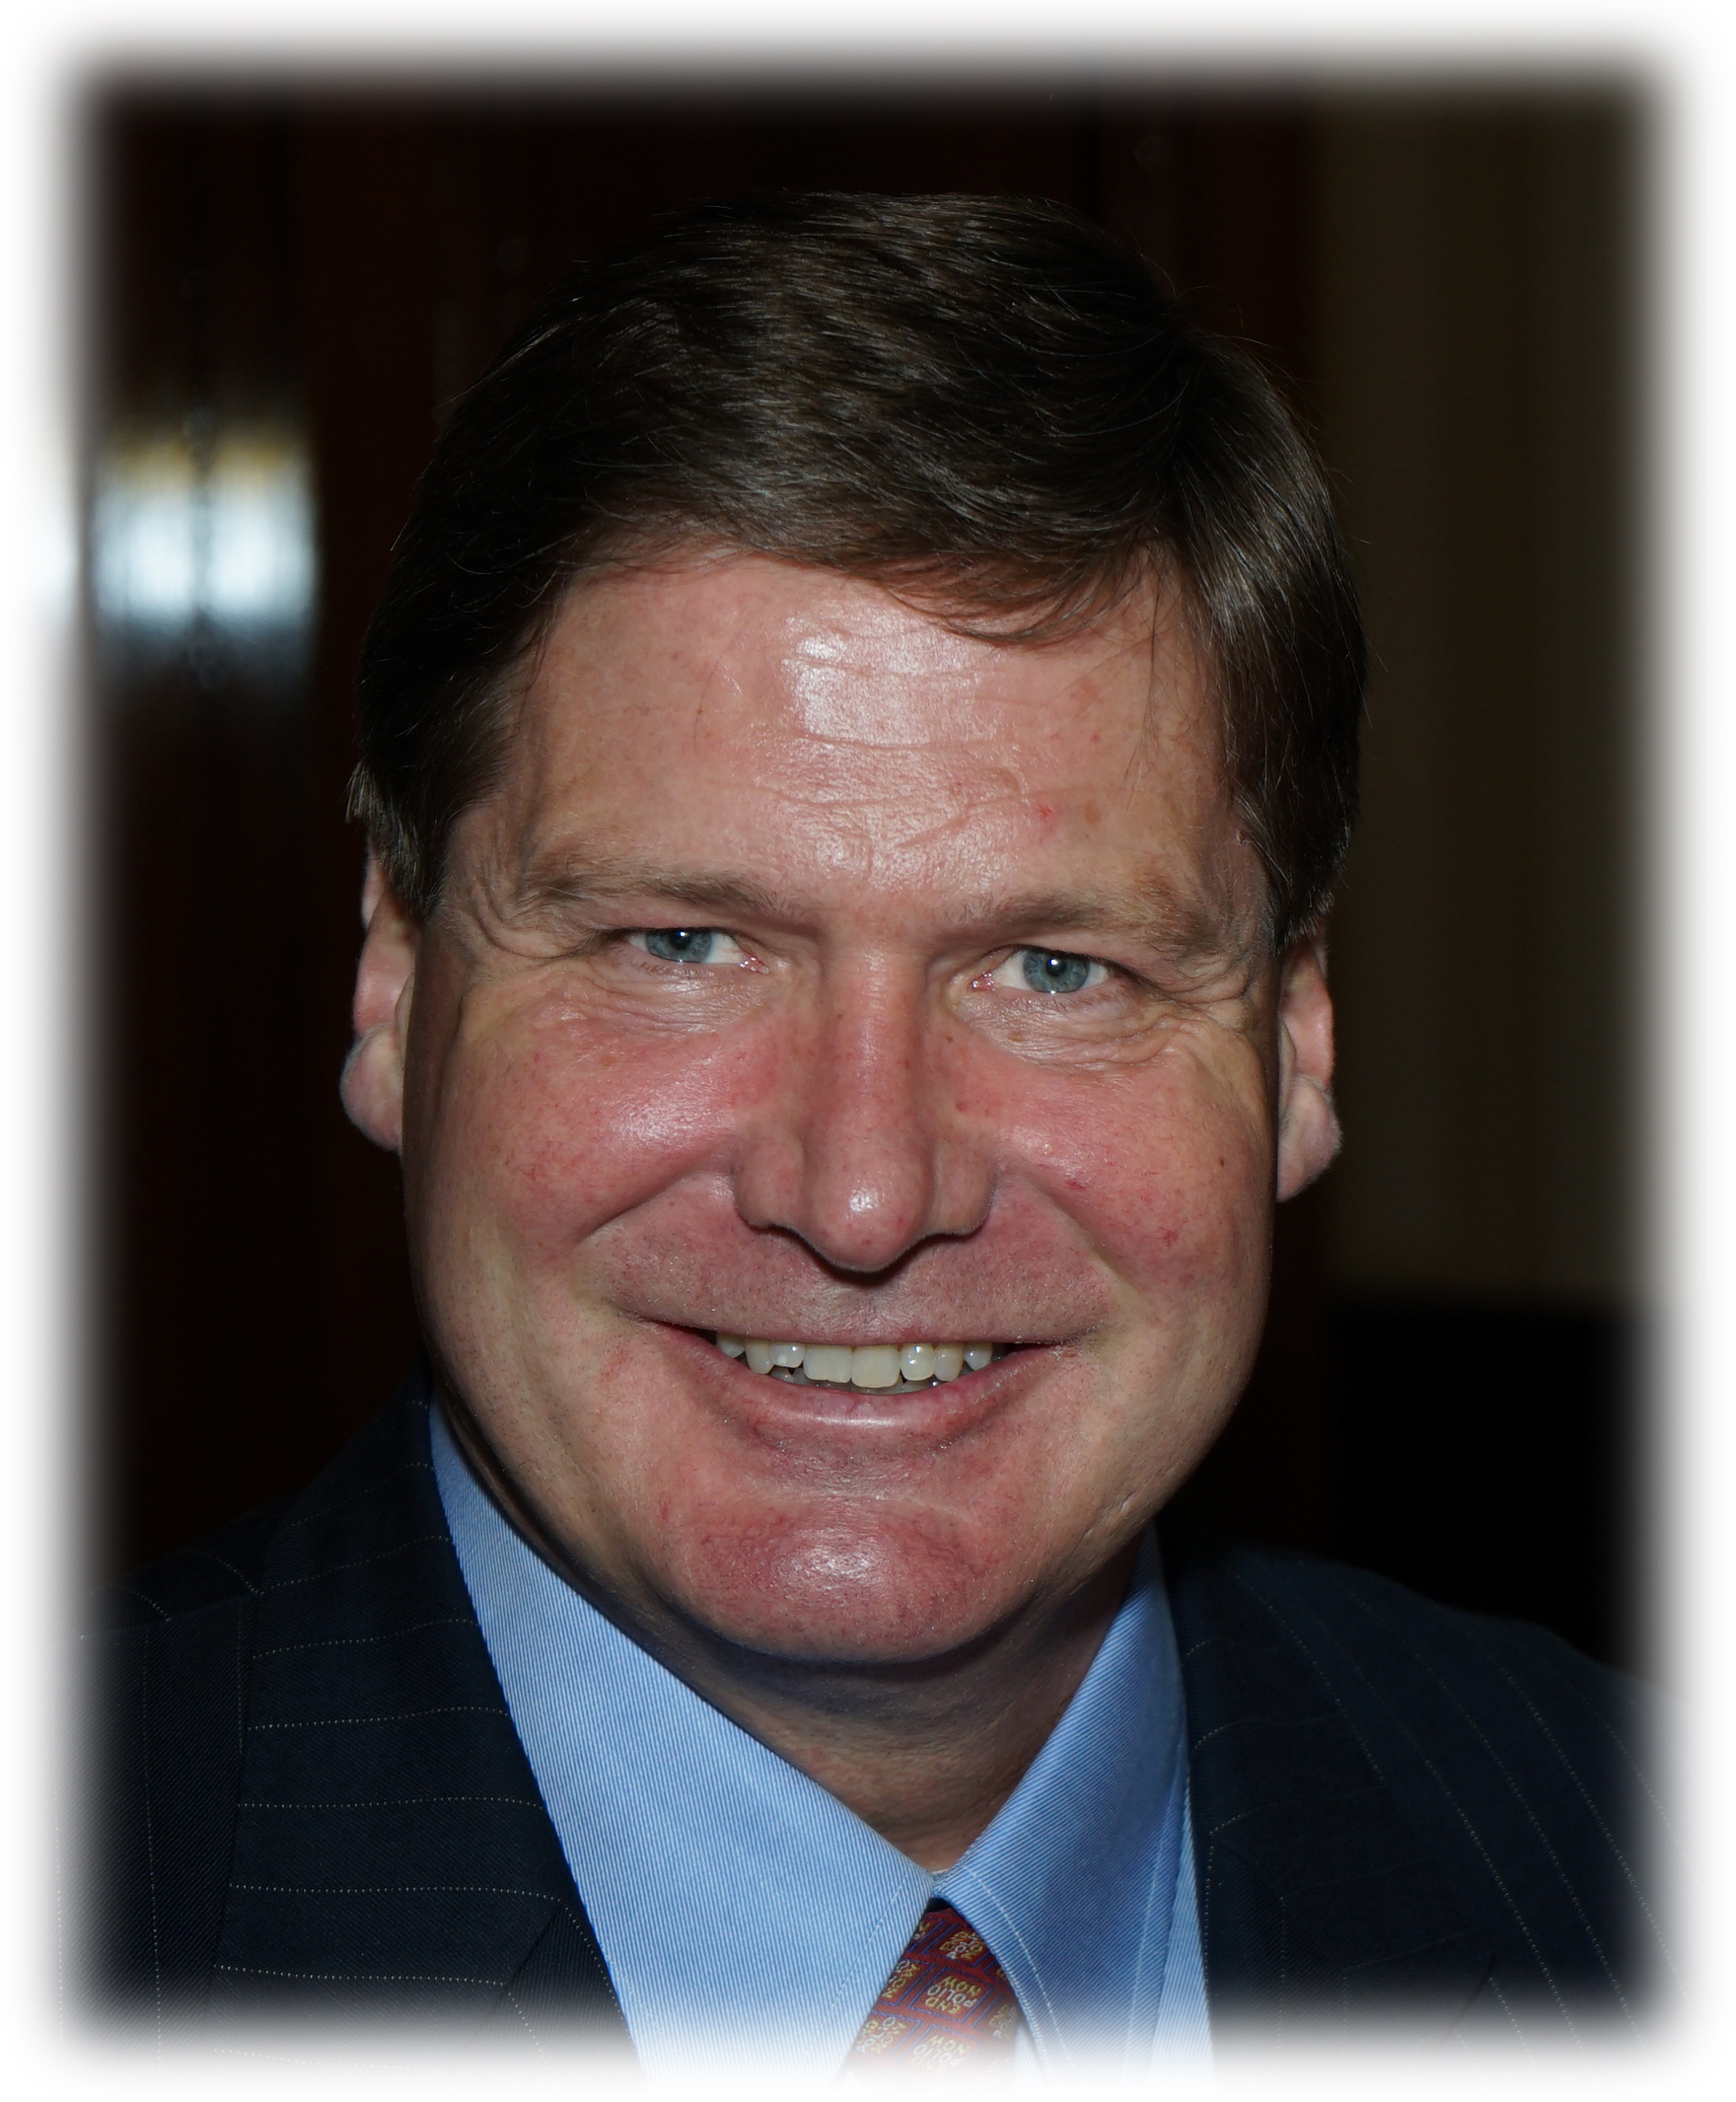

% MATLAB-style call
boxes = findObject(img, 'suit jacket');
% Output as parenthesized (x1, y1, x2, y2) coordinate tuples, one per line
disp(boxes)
(83, 1368, 1669, 2052)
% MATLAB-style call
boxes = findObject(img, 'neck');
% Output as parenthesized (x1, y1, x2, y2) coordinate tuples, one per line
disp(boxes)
(441, 1393, 1136, 1871)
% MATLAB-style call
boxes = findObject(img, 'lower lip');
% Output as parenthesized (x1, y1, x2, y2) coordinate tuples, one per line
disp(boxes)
(652, 1323, 1044, 1432)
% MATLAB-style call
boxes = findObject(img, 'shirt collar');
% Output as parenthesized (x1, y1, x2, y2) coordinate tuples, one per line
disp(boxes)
(431, 1401, 1202, 2082)
(935, 1533, 1194, 2072)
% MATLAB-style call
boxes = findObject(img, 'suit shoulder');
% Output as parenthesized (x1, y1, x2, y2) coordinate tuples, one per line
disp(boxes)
(1162, 1519, 1646, 1723)
(1159, 1522, 1660, 1889)
(79, 1370, 463, 2016)
(87, 1363, 440, 1639)
(1161, 1521, 1671, 2026)
(88, 1497, 291, 1636)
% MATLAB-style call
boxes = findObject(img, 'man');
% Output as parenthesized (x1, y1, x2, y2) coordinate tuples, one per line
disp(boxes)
(87, 193, 1665, 2074)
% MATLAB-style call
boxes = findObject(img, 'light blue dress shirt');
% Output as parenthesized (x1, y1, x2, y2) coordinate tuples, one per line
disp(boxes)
(432, 1405, 1209, 2083)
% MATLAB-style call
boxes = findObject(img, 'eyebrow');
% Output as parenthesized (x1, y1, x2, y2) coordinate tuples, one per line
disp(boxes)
(509, 850, 1253, 966)
(510, 850, 795, 926)
(964, 886, 1254, 969)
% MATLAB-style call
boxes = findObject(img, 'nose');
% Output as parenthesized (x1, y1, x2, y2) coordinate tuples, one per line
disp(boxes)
(733, 966, 993, 1273)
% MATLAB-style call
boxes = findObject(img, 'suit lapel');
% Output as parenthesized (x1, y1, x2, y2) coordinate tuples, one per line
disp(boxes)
(1163, 1520, 1493, 2036)
(207, 1371, 629, 2046)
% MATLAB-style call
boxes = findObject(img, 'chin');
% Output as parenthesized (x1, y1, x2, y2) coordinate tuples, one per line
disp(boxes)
(657, 1505, 1035, 1666)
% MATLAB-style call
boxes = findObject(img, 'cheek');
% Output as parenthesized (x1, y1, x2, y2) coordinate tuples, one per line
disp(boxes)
(410, 991, 781, 1264)
(992, 1045, 1275, 1304)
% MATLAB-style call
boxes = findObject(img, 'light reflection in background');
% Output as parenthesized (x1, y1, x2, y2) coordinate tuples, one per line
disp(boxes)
(89, 414, 318, 690)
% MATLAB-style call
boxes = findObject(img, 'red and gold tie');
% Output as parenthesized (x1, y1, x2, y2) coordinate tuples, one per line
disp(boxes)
(845, 1900, 1023, 2075)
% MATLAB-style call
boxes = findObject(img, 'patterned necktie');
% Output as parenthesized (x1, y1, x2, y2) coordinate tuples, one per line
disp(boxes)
(845, 1900, 1023, 2075)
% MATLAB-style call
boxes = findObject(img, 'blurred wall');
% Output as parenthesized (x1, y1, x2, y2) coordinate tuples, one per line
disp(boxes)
(84, 77, 1644, 1665)
(1293, 94, 1642, 1667)
(1317, 94, 1639, 1305)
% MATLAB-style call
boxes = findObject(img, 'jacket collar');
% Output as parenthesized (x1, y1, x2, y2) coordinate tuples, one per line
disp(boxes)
(1162, 1518, 1494, 2035)
(207, 1368, 628, 2042)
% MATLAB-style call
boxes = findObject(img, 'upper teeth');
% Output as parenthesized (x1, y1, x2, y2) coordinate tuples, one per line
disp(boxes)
(714, 1336, 999, 1389)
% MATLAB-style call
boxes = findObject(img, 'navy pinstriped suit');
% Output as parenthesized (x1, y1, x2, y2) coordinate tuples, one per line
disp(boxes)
(84, 1368, 1670, 2049)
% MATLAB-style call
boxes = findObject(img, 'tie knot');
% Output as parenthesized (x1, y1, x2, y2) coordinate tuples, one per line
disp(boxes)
(845, 1900, 1022, 2076)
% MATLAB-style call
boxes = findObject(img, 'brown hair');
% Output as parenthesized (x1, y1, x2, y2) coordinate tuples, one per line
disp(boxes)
(351, 191, 1362, 945)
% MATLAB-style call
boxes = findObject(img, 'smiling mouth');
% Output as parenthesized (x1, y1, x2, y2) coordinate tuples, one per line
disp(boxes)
(710, 1333, 1012, 1395)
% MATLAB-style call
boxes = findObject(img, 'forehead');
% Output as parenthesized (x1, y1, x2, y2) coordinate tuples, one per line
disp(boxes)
(487, 554, 1244, 919)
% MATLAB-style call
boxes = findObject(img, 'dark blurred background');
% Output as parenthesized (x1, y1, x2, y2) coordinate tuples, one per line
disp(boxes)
(84, 76, 1644, 1669)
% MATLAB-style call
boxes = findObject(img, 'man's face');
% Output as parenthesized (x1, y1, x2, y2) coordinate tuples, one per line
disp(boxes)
(346, 553, 1337, 1666)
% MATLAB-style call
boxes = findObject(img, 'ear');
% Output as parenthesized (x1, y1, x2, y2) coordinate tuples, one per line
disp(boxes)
(339, 854, 417, 1153)
(1273, 933, 1340, 1201)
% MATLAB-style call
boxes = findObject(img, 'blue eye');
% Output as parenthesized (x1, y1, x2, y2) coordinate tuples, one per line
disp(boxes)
(1022, 950, 1094, 995)
(642, 928, 716, 963)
